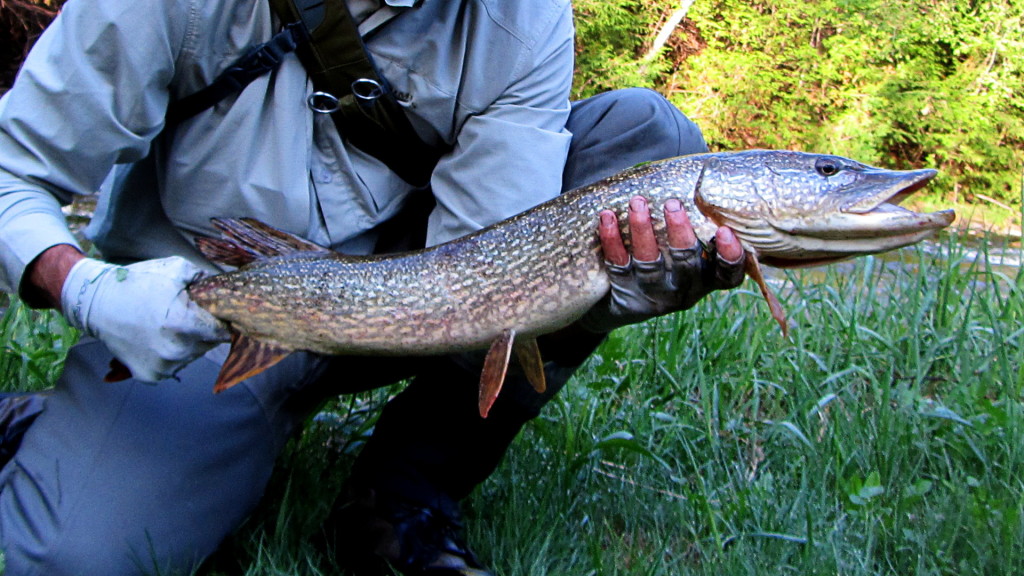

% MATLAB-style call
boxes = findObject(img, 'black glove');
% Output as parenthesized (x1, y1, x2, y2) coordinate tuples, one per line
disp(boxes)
(580, 237, 746, 333)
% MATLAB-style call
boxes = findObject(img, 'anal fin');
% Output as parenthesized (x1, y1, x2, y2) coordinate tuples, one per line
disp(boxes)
(213, 332, 292, 393)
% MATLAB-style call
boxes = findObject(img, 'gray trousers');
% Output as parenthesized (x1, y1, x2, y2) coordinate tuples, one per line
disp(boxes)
(0, 88, 707, 576)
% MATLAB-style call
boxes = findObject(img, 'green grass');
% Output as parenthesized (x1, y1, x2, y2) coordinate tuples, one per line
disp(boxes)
(2, 232, 1023, 575)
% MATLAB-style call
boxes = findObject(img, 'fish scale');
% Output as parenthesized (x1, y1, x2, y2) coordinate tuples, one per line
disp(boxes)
(188, 150, 955, 397)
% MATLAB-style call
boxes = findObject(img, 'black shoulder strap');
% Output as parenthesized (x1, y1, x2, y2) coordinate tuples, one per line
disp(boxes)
(167, 0, 444, 187)
(166, 22, 308, 125)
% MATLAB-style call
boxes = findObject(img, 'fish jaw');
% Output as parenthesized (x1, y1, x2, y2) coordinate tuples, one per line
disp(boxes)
(694, 151, 956, 268)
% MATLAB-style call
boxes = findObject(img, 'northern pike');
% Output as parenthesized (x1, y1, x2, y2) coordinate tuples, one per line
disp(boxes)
(188, 150, 955, 415)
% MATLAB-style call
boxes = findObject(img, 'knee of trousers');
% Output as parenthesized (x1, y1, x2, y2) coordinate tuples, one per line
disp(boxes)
(0, 339, 300, 576)
(565, 87, 708, 189)
(604, 87, 707, 158)
(0, 492, 212, 576)
(1, 457, 233, 573)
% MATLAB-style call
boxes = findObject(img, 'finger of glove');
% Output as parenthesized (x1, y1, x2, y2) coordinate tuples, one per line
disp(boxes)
(661, 238, 731, 312)
(714, 252, 746, 289)
(631, 254, 669, 293)
(605, 260, 646, 310)
(708, 228, 746, 289)
(666, 242, 703, 292)
(137, 255, 211, 287)
(606, 255, 678, 319)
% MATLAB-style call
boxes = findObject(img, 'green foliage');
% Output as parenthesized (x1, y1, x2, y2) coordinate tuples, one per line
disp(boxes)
(572, 0, 677, 96)
(573, 0, 1024, 212)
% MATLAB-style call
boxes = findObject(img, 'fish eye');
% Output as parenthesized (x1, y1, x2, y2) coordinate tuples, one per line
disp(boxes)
(815, 158, 841, 177)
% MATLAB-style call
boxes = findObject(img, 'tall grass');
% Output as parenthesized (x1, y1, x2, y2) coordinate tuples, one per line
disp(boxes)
(2, 233, 1022, 575)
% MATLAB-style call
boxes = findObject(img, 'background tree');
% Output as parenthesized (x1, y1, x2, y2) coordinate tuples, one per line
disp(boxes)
(574, 0, 1024, 215)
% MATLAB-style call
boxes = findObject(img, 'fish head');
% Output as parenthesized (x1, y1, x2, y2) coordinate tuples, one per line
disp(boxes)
(693, 150, 956, 268)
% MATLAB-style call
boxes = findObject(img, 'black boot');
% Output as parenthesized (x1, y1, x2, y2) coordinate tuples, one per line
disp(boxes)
(322, 487, 494, 576)
(0, 391, 46, 467)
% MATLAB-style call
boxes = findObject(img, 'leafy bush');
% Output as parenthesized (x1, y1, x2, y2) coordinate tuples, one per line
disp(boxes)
(574, 0, 1024, 212)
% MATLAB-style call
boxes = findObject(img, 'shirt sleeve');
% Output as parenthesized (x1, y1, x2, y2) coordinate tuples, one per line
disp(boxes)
(0, 0, 190, 295)
(424, 4, 575, 246)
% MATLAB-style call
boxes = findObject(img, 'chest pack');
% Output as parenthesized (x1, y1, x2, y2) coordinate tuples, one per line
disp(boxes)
(166, 0, 443, 187)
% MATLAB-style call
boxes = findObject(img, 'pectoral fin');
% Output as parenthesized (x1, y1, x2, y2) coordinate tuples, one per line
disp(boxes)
(744, 252, 789, 338)
(479, 329, 515, 419)
(213, 332, 292, 393)
(513, 337, 546, 394)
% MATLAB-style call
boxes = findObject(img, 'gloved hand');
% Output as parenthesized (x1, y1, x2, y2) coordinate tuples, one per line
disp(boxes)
(580, 196, 746, 333)
(60, 256, 230, 382)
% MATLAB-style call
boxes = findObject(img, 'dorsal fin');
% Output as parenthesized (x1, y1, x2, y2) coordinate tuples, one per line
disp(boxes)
(210, 217, 327, 256)
(212, 217, 326, 256)
(196, 218, 328, 267)
(195, 237, 261, 267)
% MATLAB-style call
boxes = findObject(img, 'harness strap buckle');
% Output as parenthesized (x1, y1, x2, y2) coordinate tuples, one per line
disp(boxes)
(308, 91, 342, 114)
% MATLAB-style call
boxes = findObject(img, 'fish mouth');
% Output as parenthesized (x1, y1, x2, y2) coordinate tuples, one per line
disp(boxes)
(758, 168, 956, 268)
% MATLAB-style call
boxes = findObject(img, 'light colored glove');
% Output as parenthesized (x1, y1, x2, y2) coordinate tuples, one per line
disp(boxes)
(580, 242, 746, 334)
(60, 256, 230, 381)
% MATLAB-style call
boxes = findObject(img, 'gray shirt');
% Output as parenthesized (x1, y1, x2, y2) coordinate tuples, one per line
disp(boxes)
(0, 0, 574, 293)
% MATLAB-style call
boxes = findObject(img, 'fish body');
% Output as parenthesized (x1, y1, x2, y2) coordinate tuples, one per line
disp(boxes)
(188, 150, 955, 407)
